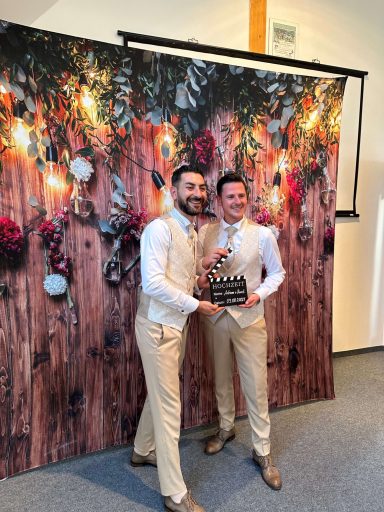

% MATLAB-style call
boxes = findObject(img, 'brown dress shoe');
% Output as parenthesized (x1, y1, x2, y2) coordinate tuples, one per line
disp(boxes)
(164, 491, 205, 512)
(252, 450, 282, 490)
(130, 449, 157, 467)
(204, 428, 235, 455)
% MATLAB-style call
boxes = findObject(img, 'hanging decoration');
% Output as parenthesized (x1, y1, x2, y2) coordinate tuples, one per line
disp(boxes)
(99, 172, 147, 284)
(69, 156, 95, 217)
(36, 208, 77, 324)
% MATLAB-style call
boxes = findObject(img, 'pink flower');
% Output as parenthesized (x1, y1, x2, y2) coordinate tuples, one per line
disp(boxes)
(256, 208, 271, 226)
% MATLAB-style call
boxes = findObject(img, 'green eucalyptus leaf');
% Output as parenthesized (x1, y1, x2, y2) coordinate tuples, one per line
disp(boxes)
(291, 84, 303, 94)
(28, 195, 39, 207)
(255, 70, 267, 78)
(267, 82, 279, 93)
(114, 99, 125, 117)
(112, 173, 126, 192)
(35, 204, 47, 216)
(66, 170, 74, 185)
(41, 135, 51, 147)
(113, 75, 127, 84)
(112, 189, 127, 208)
(29, 130, 38, 143)
(62, 149, 71, 169)
(117, 111, 130, 128)
(267, 119, 281, 133)
(35, 156, 46, 173)
(28, 75, 37, 93)
(192, 58, 206, 68)
(0, 73, 11, 92)
(282, 95, 294, 106)
(10, 82, 24, 101)
(187, 113, 199, 131)
(271, 130, 283, 148)
(15, 65, 26, 83)
(27, 142, 38, 157)
(23, 111, 35, 126)
(75, 146, 95, 157)
(98, 219, 117, 235)
(175, 86, 190, 109)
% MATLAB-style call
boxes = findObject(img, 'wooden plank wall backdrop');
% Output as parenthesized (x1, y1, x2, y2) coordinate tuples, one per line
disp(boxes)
(0, 60, 340, 479)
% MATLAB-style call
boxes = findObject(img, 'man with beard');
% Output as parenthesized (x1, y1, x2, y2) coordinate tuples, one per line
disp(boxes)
(197, 173, 285, 491)
(131, 165, 221, 512)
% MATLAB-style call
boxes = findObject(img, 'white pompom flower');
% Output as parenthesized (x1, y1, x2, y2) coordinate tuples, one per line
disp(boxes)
(69, 157, 94, 182)
(43, 274, 68, 296)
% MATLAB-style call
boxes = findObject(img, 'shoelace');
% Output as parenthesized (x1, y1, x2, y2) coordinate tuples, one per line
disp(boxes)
(184, 491, 198, 511)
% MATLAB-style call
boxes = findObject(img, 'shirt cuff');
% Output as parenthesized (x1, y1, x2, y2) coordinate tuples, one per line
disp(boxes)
(253, 287, 267, 302)
(179, 295, 200, 315)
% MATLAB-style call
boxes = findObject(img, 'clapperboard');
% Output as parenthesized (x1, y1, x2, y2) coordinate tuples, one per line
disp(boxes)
(207, 248, 248, 306)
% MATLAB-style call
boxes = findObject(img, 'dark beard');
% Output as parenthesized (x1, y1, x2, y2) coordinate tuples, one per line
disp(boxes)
(177, 197, 205, 216)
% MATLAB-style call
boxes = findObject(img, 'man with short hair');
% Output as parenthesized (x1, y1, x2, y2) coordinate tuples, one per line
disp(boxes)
(131, 165, 221, 512)
(197, 173, 285, 490)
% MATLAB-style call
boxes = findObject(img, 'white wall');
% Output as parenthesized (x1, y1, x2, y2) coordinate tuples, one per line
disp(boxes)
(1, 0, 383, 351)
(266, 0, 384, 351)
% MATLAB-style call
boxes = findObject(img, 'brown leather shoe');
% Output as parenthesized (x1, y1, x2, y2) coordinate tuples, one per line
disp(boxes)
(204, 428, 235, 455)
(130, 449, 157, 467)
(164, 491, 205, 512)
(252, 450, 282, 490)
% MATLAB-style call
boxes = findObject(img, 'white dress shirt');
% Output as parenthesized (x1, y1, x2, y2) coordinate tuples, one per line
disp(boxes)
(205, 217, 285, 302)
(140, 208, 199, 315)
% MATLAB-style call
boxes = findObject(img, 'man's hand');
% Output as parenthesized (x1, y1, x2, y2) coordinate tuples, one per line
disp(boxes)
(201, 248, 228, 270)
(197, 301, 224, 316)
(197, 268, 212, 289)
(238, 293, 260, 309)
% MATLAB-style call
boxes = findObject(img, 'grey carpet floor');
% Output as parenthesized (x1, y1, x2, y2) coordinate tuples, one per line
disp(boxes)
(1, 351, 383, 512)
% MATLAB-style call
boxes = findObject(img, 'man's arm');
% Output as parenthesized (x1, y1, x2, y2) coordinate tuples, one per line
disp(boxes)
(141, 219, 199, 314)
(141, 219, 222, 317)
(254, 227, 286, 302)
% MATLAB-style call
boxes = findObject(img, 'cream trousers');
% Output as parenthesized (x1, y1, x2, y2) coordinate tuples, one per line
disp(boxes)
(134, 314, 187, 496)
(202, 312, 271, 456)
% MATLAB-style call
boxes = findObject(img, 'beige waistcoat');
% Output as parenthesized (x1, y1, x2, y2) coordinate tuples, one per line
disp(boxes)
(201, 220, 264, 328)
(137, 215, 196, 331)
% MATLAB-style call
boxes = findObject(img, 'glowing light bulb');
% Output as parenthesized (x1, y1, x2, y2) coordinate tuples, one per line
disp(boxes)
(271, 172, 282, 205)
(12, 118, 30, 148)
(44, 162, 61, 188)
(163, 131, 172, 144)
(81, 90, 94, 108)
(0, 85, 7, 94)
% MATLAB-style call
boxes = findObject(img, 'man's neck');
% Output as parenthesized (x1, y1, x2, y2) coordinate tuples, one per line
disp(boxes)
(174, 205, 194, 223)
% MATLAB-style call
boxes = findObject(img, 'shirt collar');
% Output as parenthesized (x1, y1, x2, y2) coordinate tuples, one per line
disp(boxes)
(169, 207, 194, 229)
(221, 216, 246, 231)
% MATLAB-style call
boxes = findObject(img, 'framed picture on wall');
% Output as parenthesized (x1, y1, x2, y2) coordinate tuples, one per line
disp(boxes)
(268, 18, 298, 59)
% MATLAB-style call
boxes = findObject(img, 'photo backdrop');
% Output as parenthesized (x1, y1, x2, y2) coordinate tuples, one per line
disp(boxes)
(0, 21, 346, 477)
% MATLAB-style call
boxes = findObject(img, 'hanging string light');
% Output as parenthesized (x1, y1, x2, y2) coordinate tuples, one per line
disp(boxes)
(12, 100, 29, 148)
(44, 145, 61, 188)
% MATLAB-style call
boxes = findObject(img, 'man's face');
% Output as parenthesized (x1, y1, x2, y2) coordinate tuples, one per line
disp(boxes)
(218, 182, 248, 224)
(171, 172, 208, 217)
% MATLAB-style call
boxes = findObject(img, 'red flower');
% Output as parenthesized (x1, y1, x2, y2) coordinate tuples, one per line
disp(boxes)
(121, 209, 148, 245)
(193, 129, 216, 168)
(0, 217, 24, 260)
(38, 220, 57, 240)
(286, 167, 305, 205)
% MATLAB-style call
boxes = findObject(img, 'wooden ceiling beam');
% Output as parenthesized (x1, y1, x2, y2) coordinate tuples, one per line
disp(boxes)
(249, 0, 267, 53)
